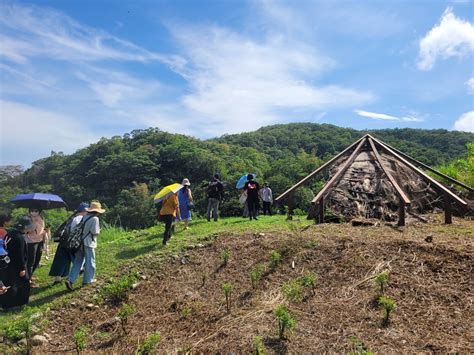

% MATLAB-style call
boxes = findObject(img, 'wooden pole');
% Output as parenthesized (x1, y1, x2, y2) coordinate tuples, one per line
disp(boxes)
(398, 198, 406, 226)
(318, 196, 325, 224)
(370, 137, 473, 192)
(370, 136, 467, 207)
(275, 136, 367, 203)
(287, 191, 295, 220)
(312, 137, 367, 204)
(444, 193, 452, 224)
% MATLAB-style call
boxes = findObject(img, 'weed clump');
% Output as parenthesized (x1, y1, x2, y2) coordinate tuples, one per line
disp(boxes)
(222, 282, 233, 313)
(117, 303, 136, 334)
(221, 248, 231, 266)
(250, 263, 265, 289)
(269, 250, 282, 270)
(282, 280, 304, 303)
(378, 296, 396, 326)
(137, 332, 161, 354)
(253, 335, 266, 354)
(100, 270, 139, 305)
(374, 272, 389, 295)
(73, 325, 89, 354)
(273, 304, 296, 340)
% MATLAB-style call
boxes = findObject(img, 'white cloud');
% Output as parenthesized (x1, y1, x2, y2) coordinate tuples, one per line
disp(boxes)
(169, 25, 374, 135)
(0, 2, 181, 66)
(0, 100, 99, 166)
(453, 111, 474, 132)
(417, 7, 474, 70)
(354, 109, 424, 122)
(467, 77, 474, 94)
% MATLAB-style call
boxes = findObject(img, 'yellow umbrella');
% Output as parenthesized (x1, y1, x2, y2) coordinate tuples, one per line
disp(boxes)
(154, 183, 183, 204)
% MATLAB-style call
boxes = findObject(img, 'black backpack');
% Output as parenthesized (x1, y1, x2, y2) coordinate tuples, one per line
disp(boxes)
(207, 181, 220, 197)
(64, 216, 93, 252)
(52, 215, 75, 243)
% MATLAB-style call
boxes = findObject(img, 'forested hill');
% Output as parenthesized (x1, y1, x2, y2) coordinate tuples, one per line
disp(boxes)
(1, 123, 473, 229)
(215, 123, 473, 165)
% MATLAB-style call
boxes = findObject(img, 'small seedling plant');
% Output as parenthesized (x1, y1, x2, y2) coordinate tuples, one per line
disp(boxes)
(137, 332, 161, 354)
(269, 250, 282, 270)
(117, 303, 136, 335)
(282, 279, 303, 303)
(300, 272, 316, 295)
(250, 263, 265, 289)
(273, 305, 296, 340)
(253, 335, 266, 354)
(221, 248, 231, 266)
(73, 325, 89, 354)
(100, 270, 139, 305)
(4, 308, 36, 353)
(378, 296, 396, 326)
(222, 282, 233, 313)
(375, 272, 389, 295)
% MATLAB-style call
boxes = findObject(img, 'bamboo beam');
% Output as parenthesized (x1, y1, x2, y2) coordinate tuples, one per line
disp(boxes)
(370, 136, 467, 207)
(369, 136, 473, 192)
(275, 136, 366, 203)
(367, 137, 411, 205)
(318, 196, 324, 224)
(311, 137, 367, 204)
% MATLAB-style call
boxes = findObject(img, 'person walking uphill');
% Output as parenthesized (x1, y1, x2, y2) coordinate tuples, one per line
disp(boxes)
(177, 178, 193, 230)
(49, 202, 89, 284)
(207, 174, 224, 222)
(0, 216, 34, 310)
(65, 201, 105, 290)
(244, 174, 260, 220)
(260, 182, 273, 216)
(159, 193, 180, 245)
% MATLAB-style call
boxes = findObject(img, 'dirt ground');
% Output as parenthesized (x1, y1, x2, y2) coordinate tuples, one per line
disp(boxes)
(37, 217, 473, 353)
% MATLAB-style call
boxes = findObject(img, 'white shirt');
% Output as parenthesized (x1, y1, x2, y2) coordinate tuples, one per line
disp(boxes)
(260, 187, 273, 203)
(81, 215, 101, 249)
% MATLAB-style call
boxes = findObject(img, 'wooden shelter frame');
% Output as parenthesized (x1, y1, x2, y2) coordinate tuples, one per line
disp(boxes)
(275, 134, 470, 226)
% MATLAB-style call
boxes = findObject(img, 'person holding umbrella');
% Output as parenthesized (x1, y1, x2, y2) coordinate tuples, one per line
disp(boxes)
(159, 193, 181, 245)
(0, 216, 34, 310)
(26, 207, 46, 286)
(66, 201, 105, 290)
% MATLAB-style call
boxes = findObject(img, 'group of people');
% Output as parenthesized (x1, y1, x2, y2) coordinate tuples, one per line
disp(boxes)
(0, 173, 273, 310)
(158, 173, 273, 245)
(0, 201, 105, 310)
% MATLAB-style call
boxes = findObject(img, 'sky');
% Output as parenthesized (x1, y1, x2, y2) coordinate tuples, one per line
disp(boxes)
(0, 0, 473, 168)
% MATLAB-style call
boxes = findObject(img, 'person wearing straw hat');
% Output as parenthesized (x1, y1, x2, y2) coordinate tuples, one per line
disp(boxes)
(177, 178, 194, 230)
(0, 216, 34, 309)
(66, 201, 105, 290)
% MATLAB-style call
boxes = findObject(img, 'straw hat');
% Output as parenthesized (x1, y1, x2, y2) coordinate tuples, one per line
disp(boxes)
(182, 178, 191, 186)
(86, 201, 106, 214)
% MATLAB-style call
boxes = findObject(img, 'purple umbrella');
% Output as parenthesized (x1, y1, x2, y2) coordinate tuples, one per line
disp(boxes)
(10, 193, 67, 210)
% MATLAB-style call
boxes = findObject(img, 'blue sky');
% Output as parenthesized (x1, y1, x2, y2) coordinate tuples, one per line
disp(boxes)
(0, 0, 473, 167)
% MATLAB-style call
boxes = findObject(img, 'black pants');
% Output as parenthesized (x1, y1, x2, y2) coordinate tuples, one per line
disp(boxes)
(247, 199, 259, 219)
(27, 242, 43, 278)
(160, 214, 174, 243)
(263, 201, 272, 215)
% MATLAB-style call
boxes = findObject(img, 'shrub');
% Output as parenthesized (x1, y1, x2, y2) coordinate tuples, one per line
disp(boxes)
(250, 263, 265, 289)
(273, 305, 296, 340)
(100, 270, 139, 305)
(253, 335, 266, 354)
(222, 282, 233, 313)
(137, 332, 161, 354)
(117, 303, 136, 334)
(221, 248, 231, 266)
(378, 296, 396, 326)
(73, 325, 89, 354)
(282, 279, 304, 303)
(374, 272, 389, 295)
(269, 250, 282, 270)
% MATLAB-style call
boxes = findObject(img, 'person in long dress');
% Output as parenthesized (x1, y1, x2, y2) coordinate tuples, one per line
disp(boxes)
(177, 178, 193, 230)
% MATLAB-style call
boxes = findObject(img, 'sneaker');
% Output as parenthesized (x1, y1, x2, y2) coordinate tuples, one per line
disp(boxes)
(65, 280, 73, 291)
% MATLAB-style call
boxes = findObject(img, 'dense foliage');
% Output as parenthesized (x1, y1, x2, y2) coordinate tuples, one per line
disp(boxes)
(1, 123, 472, 229)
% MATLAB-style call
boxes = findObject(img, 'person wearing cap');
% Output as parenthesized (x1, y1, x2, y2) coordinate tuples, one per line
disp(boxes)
(0, 216, 34, 309)
(260, 182, 273, 216)
(206, 173, 224, 222)
(66, 201, 105, 290)
(177, 178, 194, 230)
(49, 202, 89, 284)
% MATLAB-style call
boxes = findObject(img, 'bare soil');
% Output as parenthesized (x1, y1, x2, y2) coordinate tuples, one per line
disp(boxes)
(37, 218, 473, 353)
